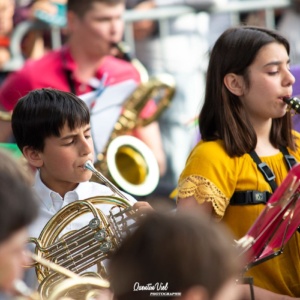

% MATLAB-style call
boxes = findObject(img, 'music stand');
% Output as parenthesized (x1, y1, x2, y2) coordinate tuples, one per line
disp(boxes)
(236, 163, 300, 299)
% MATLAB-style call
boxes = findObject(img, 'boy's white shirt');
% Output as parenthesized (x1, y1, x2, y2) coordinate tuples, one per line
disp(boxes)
(29, 170, 136, 238)
(24, 170, 136, 288)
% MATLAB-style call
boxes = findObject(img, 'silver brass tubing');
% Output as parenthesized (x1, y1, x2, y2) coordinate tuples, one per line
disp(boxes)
(84, 160, 130, 201)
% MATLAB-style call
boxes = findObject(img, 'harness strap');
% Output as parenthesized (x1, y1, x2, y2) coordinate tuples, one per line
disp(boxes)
(230, 191, 272, 205)
(280, 146, 297, 170)
(249, 150, 277, 193)
(230, 147, 296, 205)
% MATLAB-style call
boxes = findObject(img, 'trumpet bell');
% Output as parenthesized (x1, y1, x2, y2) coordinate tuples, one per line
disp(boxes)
(105, 135, 160, 196)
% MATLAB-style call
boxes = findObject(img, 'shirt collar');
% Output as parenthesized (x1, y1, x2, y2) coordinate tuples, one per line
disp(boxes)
(73, 181, 93, 199)
(33, 170, 55, 211)
(61, 45, 107, 79)
(33, 171, 84, 210)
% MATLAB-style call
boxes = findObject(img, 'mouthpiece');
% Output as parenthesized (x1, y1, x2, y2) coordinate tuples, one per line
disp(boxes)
(112, 42, 132, 62)
(283, 96, 300, 114)
(84, 160, 130, 201)
(84, 160, 95, 172)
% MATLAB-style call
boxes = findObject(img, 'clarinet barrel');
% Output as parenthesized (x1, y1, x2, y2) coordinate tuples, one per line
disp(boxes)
(283, 97, 300, 113)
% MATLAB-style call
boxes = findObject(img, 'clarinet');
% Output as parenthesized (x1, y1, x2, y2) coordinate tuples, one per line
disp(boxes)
(283, 96, 300, 114)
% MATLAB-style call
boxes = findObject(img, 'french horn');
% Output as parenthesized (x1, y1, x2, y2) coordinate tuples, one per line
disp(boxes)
(14, 252, 110, 300)
(93, 42, 176, 197)
(27, 161, 136, 300)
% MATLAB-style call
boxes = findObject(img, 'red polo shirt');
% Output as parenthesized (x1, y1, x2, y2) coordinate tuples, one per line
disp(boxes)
(0, 46, 156, 117)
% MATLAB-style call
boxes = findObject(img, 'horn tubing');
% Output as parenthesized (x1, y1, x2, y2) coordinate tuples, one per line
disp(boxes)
(41, 225, 94, 255)
(84, 160, 130, 201)
(29, 195, 132, 298)
(31, 252, 79, 279)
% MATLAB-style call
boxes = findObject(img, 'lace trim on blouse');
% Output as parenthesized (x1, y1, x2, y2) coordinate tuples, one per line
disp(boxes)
(178, 175, 229, 220)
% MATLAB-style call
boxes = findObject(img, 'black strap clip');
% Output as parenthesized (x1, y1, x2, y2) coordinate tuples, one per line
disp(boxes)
(280, 146, 297, 170)
(249, 150, 277, 192)
(284, 155, 297, 170)
(258, 162, 275, 182)
(230, 190, 271, 205)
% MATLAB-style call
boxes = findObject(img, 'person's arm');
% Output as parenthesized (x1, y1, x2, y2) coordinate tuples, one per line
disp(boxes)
(132, 201, 154, 214)
(177, 196, 213, 215)
(0, 47, 10, 69)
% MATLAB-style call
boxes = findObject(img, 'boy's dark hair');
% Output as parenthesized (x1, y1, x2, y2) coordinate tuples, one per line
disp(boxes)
(200, 26, 295, 156)
(109, 211, 240, 300)
(12, 88, 90, 152)
(67, 0, 125, 18)
(0, 149, 39, 243)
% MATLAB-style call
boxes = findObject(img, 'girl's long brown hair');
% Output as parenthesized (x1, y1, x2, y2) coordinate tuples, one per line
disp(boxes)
(200, 26, 295, 157)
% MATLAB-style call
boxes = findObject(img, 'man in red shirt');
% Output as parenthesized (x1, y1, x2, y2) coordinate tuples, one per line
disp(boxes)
(0, 0, 166, 177)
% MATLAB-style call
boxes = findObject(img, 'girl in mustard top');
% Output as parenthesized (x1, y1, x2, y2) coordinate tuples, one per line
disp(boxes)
(177, 26, 300, 300)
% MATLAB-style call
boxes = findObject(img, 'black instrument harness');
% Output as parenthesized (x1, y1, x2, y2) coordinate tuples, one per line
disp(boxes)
(230, 147, 297, 205)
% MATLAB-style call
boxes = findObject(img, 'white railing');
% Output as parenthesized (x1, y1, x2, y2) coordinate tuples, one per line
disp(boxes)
(2, 0, 291, 72)
(210, 0, 290, 28)
(123, 0, 291, 51)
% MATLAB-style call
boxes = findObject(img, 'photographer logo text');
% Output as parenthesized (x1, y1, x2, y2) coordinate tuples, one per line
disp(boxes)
(133, 282, 181, 297)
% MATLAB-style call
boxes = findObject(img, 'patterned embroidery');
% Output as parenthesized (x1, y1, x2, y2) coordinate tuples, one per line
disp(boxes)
(178, 175, 229, 220)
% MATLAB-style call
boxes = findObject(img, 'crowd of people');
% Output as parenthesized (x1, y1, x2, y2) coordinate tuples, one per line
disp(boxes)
(1, 0, 300, 300)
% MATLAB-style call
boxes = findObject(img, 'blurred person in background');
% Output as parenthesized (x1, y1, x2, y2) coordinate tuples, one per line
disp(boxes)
(0, 0, 166, 181)
(0, 149, 39, 299)
(0, 0, 15, 83)
(0, 0, 15, 69)
(109, 210, 243, 300)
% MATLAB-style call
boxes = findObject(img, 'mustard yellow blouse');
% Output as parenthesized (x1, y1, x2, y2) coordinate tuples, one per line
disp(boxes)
(177, 133, 300, 296)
